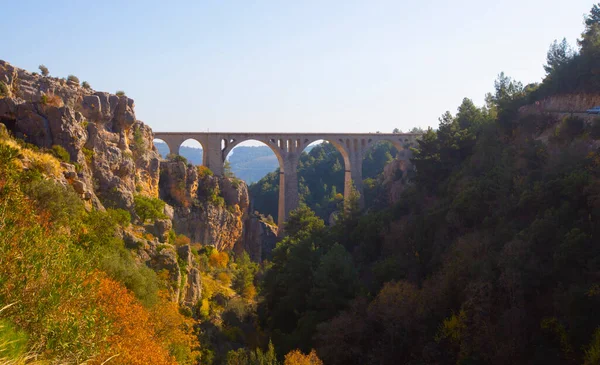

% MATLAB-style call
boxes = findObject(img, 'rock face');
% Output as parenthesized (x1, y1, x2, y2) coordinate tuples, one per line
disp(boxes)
(382, 159, 414, 205)
(124, 230, 202, 308)
(239, 214, 278, 262)
(159, 160, 249, 251)
(0, 60, 160, 212)
(519, 94, 600, 115)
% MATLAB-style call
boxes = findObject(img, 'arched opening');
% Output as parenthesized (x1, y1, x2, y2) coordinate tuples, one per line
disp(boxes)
(153, 138, 170, 159)
(179, 139, 204, 165)
(227, 139, 283, 228)
(361, 139, 410, 209)
(297, 139, 348, 224)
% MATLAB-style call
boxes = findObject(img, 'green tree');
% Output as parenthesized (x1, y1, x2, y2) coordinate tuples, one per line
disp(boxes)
(544, 38, 574, 74)
(38, 64, 49, 76)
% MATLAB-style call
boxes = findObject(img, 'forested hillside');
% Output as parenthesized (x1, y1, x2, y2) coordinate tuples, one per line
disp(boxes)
(248, 136, 421, 222)
(255, 4, 600, 364)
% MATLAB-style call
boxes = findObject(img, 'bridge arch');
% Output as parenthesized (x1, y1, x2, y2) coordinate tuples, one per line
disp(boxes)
(221, 137, 285, 175)
(153, 138, 170, 159)
(221, 137, 287, 228)
(178, 138, 205, 165)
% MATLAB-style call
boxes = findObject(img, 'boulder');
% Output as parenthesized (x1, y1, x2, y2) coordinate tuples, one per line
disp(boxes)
(153, 218, 173, 243)
(72, 180, 86, 194)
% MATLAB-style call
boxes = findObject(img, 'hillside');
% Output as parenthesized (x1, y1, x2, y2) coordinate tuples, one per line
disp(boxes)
(3, 3, 600, 365)
(254, 5, 600, 364)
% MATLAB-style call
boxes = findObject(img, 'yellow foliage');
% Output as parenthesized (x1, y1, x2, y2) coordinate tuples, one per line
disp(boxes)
(174, 234, 191, 247)
(209, 251, 229, 269)
(199, 299, 210, 318)
(93, 276, 177, 365)
(0, 139, 61, 178)
(436, 310, 467, 345)
(150, 291, 200, 364)
(201, 272, 235, 300)
(217, 272, 232, 286)
(284, 349, 324, 365)
(242, 284, 257, 300)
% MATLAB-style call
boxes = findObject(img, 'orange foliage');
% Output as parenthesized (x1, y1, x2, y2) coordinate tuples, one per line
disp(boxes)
(196, 165, 213, 179)
(284, 349, 324, 365)
(174, 234, 191, 247)
(209, 250, 229, 268)
(93, 276, 177, 365)
(217, 272, 232, 285)
(43, 92, 64, 107)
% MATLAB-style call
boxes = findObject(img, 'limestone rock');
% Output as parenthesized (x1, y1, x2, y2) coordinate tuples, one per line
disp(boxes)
(177, 245, 202, 307)
(72, 180, 86, 194)
(222, 178, 250, 215)
(159, 160, 248, 251)
(0, 59, 161, 214)
(153, 218, 173, 243)
(177, 244, 193, 267)
(239, 214, 278, 262)
(181, 267, 201, 307)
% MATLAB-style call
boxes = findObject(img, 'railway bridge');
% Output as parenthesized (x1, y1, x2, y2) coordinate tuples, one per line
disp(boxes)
(153, 132, 421, 228)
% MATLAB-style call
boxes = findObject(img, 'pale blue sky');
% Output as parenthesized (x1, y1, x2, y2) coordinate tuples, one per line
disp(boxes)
(1, 0, 594, 134)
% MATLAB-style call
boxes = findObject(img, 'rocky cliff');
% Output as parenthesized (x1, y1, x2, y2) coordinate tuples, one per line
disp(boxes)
(159, 160, 250, 251)
(238, 214, 278, 262)
(0, 60, 201, 307)
(0, 60, 160, 213)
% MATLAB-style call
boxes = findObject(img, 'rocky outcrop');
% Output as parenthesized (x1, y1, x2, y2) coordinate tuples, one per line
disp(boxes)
(159, 160, 249, 251)
(0, 60, 160, 212)
(519, 94, 600, 115)
(124, 229, 202, 308)
(178, 245, 202, 307)
(382, 159, 414, 205)
(239, 214, 278, 262)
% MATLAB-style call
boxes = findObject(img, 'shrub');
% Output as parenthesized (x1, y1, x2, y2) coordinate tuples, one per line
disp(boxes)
(116, 90, 126, 96)
(51, 144, 70, 162)
(209, 251, 229, 269)
(284, 349, 323, 365)
(40, 92, 63, 107)
(134, 194, 167, 222)
(197, 165, 213, 179)
(131, 126, 146, 153)
(38, 64, 49, 76)
(167, 153, 188, 164)
(174, 234, 191, 247)
(24, 179, 86, 226)
(100, 247, 161, 307)
(21, 149, 61, 177)
(67, 75, 80, 85)
(0, 81, 8, 97)
(216, 272, 232, 286)
(82, 81, 90, 89)
(82, 147, 94, 165)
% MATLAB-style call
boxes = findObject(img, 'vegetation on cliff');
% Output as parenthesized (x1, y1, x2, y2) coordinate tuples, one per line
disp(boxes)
(0, 128, 199, 364)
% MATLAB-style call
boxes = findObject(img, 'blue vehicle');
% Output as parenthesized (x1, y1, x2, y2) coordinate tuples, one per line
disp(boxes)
(586, 106, 600, 114)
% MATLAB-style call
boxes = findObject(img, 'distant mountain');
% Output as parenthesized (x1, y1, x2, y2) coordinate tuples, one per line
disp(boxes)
(154, 142, 278, 184)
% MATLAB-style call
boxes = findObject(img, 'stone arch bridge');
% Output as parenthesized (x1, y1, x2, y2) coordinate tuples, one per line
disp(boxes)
(153, 132, 421, 228)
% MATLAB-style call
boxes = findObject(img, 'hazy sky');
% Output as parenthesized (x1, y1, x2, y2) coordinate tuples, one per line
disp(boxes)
(1, 0, 594, 134)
